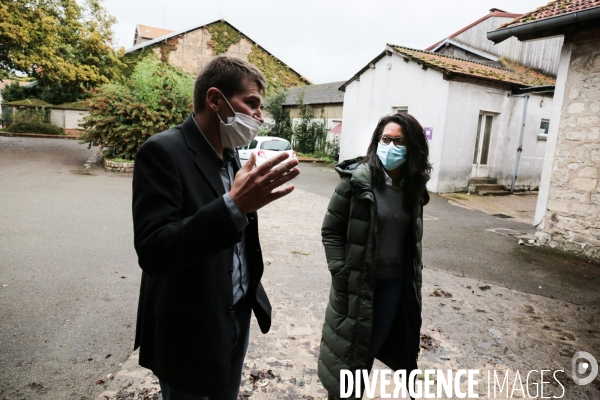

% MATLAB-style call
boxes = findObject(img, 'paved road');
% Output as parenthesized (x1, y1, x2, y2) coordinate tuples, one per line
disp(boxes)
(0, 138, 139, 399)
(296, 161, 600, 308)
(0, 138, 598, 400)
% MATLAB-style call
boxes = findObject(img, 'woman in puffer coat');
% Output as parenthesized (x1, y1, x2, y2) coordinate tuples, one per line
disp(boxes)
(318, 113, 431, 399)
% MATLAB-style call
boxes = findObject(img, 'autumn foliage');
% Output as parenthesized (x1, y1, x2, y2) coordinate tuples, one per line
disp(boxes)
(80, 57, 194, 160)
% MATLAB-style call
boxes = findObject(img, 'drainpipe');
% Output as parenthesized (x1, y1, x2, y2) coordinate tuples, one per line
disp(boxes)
(511, 95, 529, 194)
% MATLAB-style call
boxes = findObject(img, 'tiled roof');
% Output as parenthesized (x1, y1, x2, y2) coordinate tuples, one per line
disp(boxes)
(426, 9, 522, 51)
(389, 45, 556, 87)
(136, 24, 174, 40)
(283, 81, 345, 106)
(500, 0, 600, 28)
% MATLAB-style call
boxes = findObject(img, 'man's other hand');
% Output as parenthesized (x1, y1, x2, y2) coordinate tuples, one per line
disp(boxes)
(229, 152, 300, 214)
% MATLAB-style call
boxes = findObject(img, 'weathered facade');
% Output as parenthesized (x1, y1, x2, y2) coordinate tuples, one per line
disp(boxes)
(489, 0, 600, 260)
(126, 20, 309, 94)
(538, 34, 600, 259)
(428, 9, 564, 76)
(339, 45, 555, 193)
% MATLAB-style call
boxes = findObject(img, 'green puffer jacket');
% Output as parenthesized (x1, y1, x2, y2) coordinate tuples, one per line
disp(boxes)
(317, 158, 425, 399)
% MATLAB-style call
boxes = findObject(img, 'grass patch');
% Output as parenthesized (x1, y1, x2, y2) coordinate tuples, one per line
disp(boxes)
(106, 157, 134, 163)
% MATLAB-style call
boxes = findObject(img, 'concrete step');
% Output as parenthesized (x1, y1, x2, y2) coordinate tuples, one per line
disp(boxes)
(470, 177, 497, 184)
(473, 184, 505, 192)
(478, 189, 511, 196)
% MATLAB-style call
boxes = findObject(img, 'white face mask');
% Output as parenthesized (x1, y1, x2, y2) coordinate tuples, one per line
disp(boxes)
(216, 92, 263, 149)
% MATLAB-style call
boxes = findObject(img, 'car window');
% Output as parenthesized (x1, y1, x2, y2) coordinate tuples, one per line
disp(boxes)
(260, 140, 291, 151)
(248, 140, 258, 149)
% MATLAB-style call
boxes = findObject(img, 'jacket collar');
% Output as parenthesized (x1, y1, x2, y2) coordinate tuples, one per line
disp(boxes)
(181, 114, 240, 197)
(334, 158, 371, 190)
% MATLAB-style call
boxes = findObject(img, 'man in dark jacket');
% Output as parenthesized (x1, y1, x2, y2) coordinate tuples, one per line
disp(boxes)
(132, 56, 300, 400)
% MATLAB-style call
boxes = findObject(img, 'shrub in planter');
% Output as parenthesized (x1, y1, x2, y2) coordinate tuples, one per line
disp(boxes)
(81, 56, 194, 160)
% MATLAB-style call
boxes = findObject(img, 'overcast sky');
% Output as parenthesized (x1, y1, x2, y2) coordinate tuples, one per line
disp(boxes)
(103, 0, 546, 84)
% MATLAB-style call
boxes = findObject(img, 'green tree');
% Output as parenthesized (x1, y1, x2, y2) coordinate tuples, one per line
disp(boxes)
(0, 0, 123, 103)
(80, 56, 194, 160)
(292, 93, 327, 154)
(260, 92, 293, 141)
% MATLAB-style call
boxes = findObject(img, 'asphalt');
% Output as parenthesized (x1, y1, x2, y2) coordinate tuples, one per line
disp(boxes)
(295, 162, 600, 309)
(0, 138, 598, 400)
(0, 138, 139, 400)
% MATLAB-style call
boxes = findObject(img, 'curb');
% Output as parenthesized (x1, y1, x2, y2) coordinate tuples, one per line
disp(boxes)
(0, 131, 79, 140)
(297, 157, 325, 163)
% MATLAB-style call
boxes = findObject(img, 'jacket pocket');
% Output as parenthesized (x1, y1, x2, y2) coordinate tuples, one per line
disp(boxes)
(331, 270, 349, 293)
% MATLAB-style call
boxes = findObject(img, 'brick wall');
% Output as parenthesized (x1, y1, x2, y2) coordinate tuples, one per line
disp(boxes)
(537, 31, 600, 259)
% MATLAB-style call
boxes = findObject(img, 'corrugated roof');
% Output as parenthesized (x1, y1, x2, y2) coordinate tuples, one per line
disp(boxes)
(283, 81, 345, 106)
(136, 24, 174, 40)
(500, 0, 600, 28)
(330, 122, 342, 134)
(340, 45, 555, 91)
(426, 9, 522, 51)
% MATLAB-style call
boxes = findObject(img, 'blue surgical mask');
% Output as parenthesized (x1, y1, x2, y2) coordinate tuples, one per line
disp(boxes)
(376, 142, 407, 170)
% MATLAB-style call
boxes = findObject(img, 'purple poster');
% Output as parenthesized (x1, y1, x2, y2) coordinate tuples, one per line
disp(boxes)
(424, 127, 433, 140)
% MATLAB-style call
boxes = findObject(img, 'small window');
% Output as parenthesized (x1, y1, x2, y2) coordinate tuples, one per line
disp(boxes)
(392, 106, 408, 114)
(539, 119, 550, 135)
(260, 140, 291, 151)
(248, 140, 258, 149)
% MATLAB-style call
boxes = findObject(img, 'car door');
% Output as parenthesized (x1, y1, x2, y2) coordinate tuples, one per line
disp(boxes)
(238, 139, 258, 166)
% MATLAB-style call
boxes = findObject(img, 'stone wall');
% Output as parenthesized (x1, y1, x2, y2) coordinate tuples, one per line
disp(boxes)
(104, 159, 134, 173)
(162, 28, 254, 76)
(140, 22, 309, 94)
(537, 30, 600, 260)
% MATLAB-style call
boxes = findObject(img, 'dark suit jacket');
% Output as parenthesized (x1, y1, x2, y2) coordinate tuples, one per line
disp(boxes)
(132, 114, 271, 395)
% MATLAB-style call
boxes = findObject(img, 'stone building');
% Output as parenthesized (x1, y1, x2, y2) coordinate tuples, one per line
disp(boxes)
(125, 19, 309, 94)
(489, 0, 600, 259)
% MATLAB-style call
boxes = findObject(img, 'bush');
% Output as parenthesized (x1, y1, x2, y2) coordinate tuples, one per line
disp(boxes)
(3, 108, 63, 135)
(5, 121, 63, 135)
(80, 56, 194, 160)
(291, 95, 327, 154)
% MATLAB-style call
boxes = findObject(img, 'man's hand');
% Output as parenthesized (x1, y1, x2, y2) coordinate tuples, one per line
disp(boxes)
(230, 152, 300, 214)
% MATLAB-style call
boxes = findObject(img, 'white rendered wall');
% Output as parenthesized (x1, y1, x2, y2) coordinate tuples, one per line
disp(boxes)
(489, 93, 553, 189)
(439, 81, 553, 193)
(438, 81, 508, 192)
(339, 53, 450, 192)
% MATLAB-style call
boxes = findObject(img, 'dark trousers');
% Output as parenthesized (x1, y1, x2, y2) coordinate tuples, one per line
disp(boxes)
(159, 299, 252, 400)
(367, 278, 403, 370)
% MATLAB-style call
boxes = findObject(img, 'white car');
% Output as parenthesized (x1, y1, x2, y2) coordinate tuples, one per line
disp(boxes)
(237, 136, 296, 167)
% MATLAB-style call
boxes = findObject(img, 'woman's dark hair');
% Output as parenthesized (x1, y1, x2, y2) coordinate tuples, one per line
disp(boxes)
(361, 113, 432, 208)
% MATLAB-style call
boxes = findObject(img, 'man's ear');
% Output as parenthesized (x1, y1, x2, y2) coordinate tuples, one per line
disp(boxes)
(205, 87, 221, 113)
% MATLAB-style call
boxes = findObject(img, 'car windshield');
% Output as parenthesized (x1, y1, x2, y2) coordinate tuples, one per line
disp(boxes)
(260, 140, 291, 151)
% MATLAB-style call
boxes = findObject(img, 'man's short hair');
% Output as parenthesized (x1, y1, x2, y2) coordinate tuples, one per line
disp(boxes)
(193, 56, 267, 113)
